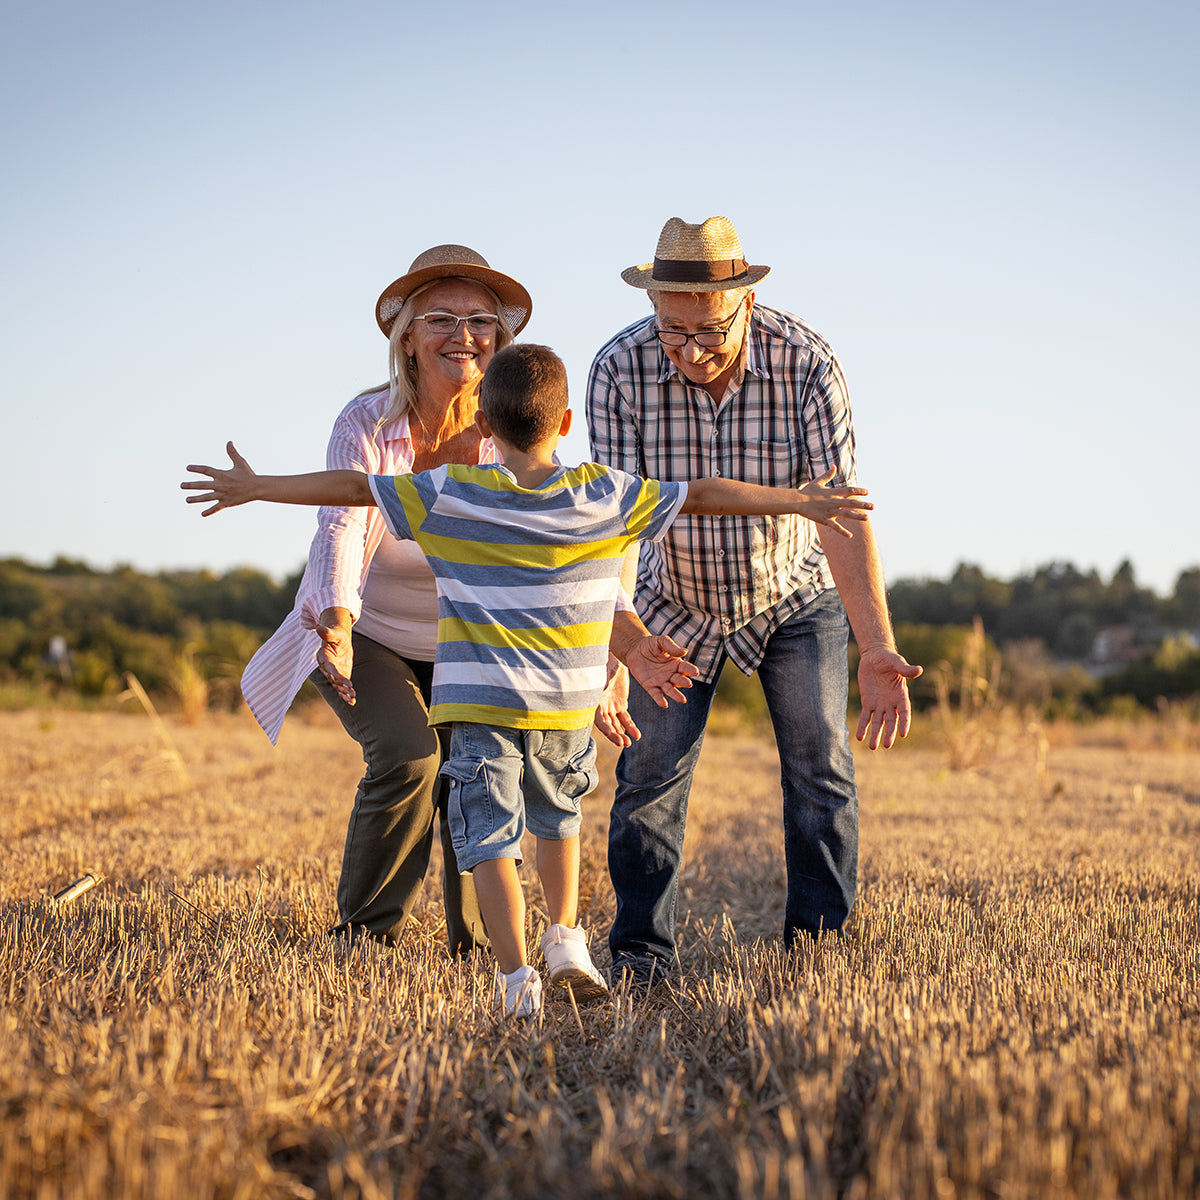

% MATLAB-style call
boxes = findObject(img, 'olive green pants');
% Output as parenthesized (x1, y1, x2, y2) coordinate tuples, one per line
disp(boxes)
(312, 632, 488, 954)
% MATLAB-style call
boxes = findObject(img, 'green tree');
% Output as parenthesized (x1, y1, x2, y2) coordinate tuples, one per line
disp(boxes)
(0, 562, 50, 621)
(1168, 567, 1200, 630)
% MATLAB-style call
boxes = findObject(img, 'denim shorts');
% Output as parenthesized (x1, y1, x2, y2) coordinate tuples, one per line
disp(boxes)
(439, 722, 598, 872)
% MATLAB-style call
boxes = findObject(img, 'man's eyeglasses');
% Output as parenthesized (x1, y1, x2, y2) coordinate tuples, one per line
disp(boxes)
(414, 311, 499, 336)
(654, 305, 742, 348)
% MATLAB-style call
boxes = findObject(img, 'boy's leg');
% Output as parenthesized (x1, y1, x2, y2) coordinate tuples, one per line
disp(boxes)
(521, 728, 596, 917)
(524, 731, 607, 1001)
(535, 832, 607, 1000)
(536, 835, 580, 929)
(472, 853, 542, 1017)
(471, 857, 528, 975)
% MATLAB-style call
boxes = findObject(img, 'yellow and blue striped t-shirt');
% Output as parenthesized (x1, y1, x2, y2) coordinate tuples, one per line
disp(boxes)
(367, 462, 687, 731)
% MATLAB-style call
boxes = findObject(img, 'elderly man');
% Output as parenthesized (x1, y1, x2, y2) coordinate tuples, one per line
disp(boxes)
(588, 216, 922, 983)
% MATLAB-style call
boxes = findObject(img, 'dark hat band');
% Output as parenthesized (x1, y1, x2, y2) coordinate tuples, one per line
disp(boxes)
(653, 256, 750, 284)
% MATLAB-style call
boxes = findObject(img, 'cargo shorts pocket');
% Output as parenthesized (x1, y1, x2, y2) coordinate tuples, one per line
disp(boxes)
(552, 734, 599, 808)
(439, 757, 493, 854)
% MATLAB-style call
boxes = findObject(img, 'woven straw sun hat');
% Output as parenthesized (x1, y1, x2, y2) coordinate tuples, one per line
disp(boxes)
(621, 216, 771, 292)
(375, 244, 533, 337)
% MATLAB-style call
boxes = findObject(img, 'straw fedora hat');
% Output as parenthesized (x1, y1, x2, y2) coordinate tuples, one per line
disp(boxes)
(621, 216, 771, 292)
(375, 244, 533, 337)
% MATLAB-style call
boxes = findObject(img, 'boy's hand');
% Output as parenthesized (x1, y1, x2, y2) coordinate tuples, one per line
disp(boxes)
(625, 634, 698, 708)
(594, 662, 639, 747)
(593, 637, 698, 747)
(797, 468, 873, 538)
(181, 442, 258, 516)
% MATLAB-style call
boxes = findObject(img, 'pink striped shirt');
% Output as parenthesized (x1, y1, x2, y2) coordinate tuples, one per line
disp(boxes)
(240, 387, 499, 743)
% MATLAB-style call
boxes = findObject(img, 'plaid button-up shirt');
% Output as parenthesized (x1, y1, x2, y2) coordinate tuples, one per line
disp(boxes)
(586, 303, 857, 684)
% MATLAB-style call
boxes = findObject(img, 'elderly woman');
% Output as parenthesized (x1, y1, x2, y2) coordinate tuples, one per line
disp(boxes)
(240, 245, 530, 953)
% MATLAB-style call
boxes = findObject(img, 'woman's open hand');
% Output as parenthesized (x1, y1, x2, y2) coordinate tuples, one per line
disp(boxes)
(314, 607, 356, 705)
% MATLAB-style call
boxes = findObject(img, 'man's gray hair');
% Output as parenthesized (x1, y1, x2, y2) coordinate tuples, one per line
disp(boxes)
(648, 286, 752, 312)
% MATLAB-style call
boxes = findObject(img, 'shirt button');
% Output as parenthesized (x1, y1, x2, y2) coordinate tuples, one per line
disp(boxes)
(714, 469, 721, 476)
(722, 617, 731, 626)
(717, 549, 725, 558)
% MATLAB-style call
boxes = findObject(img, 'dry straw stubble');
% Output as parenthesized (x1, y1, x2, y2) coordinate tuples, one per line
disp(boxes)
(2, 706, 1198, 1199)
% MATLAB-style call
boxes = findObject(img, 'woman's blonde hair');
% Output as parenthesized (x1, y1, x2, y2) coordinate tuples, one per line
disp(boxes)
(362, 279, 516, 434)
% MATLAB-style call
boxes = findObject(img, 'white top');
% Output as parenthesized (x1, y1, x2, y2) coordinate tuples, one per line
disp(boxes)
(354, 535, 439, 661)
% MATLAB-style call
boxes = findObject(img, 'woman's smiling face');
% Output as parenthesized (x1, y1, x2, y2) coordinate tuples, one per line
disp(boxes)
(402, 279, 500, 394)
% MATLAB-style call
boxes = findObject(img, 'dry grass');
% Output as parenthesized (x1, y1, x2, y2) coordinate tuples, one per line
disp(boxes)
(932, 617, 1006, 771)
(2, 704, 1198, 1199)
(167, 652, 210, 727)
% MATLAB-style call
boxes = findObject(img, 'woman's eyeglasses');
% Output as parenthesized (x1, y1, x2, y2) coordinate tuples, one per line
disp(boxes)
(414, 312, 499, 336)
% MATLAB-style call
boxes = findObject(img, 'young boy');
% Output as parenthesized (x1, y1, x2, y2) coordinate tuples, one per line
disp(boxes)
(183, 344, 872, 1017)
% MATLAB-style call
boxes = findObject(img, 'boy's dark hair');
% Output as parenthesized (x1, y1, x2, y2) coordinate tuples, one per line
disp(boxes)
(480, 344, 569, 452)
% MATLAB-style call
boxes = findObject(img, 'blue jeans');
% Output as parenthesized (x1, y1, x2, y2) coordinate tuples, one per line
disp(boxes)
(608, 591, 858, 966)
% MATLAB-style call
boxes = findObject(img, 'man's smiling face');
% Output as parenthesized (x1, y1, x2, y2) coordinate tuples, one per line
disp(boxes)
(651, 289, 753, 392)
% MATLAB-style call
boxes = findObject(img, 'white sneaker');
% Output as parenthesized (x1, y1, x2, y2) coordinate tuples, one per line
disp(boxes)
(540, 924, 609, 1003)
(495, 965, 542, 1018)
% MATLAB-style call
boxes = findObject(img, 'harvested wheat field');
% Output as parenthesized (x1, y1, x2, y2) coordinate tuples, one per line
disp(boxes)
(2, 703, 1198, 1199)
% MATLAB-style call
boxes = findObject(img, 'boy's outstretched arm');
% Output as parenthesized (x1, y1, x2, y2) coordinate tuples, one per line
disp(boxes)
(682, 468, 872, 538)
(182, 442, 375, 516)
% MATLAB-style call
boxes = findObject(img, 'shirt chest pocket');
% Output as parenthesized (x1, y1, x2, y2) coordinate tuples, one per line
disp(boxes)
(733, 441, 804, 489)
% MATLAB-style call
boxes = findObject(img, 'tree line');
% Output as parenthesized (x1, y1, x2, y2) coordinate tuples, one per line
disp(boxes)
(883, 559, 1200, 714)
(2, 555, 1198, 714)
(889, 560, 1200, 656)
(0, 557, 301, 705)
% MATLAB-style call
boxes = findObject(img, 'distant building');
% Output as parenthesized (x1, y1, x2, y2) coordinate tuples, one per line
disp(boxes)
(45, 635, 73, 683)
(1091, 625, 1154, 668)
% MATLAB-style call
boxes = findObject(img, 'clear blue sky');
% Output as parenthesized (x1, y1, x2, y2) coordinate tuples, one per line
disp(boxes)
(2, 1, 1196, 594)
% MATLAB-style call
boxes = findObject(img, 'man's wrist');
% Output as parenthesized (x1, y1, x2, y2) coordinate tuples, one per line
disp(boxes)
(857, 640, 896, 655)
(608, 610, 645, 662)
